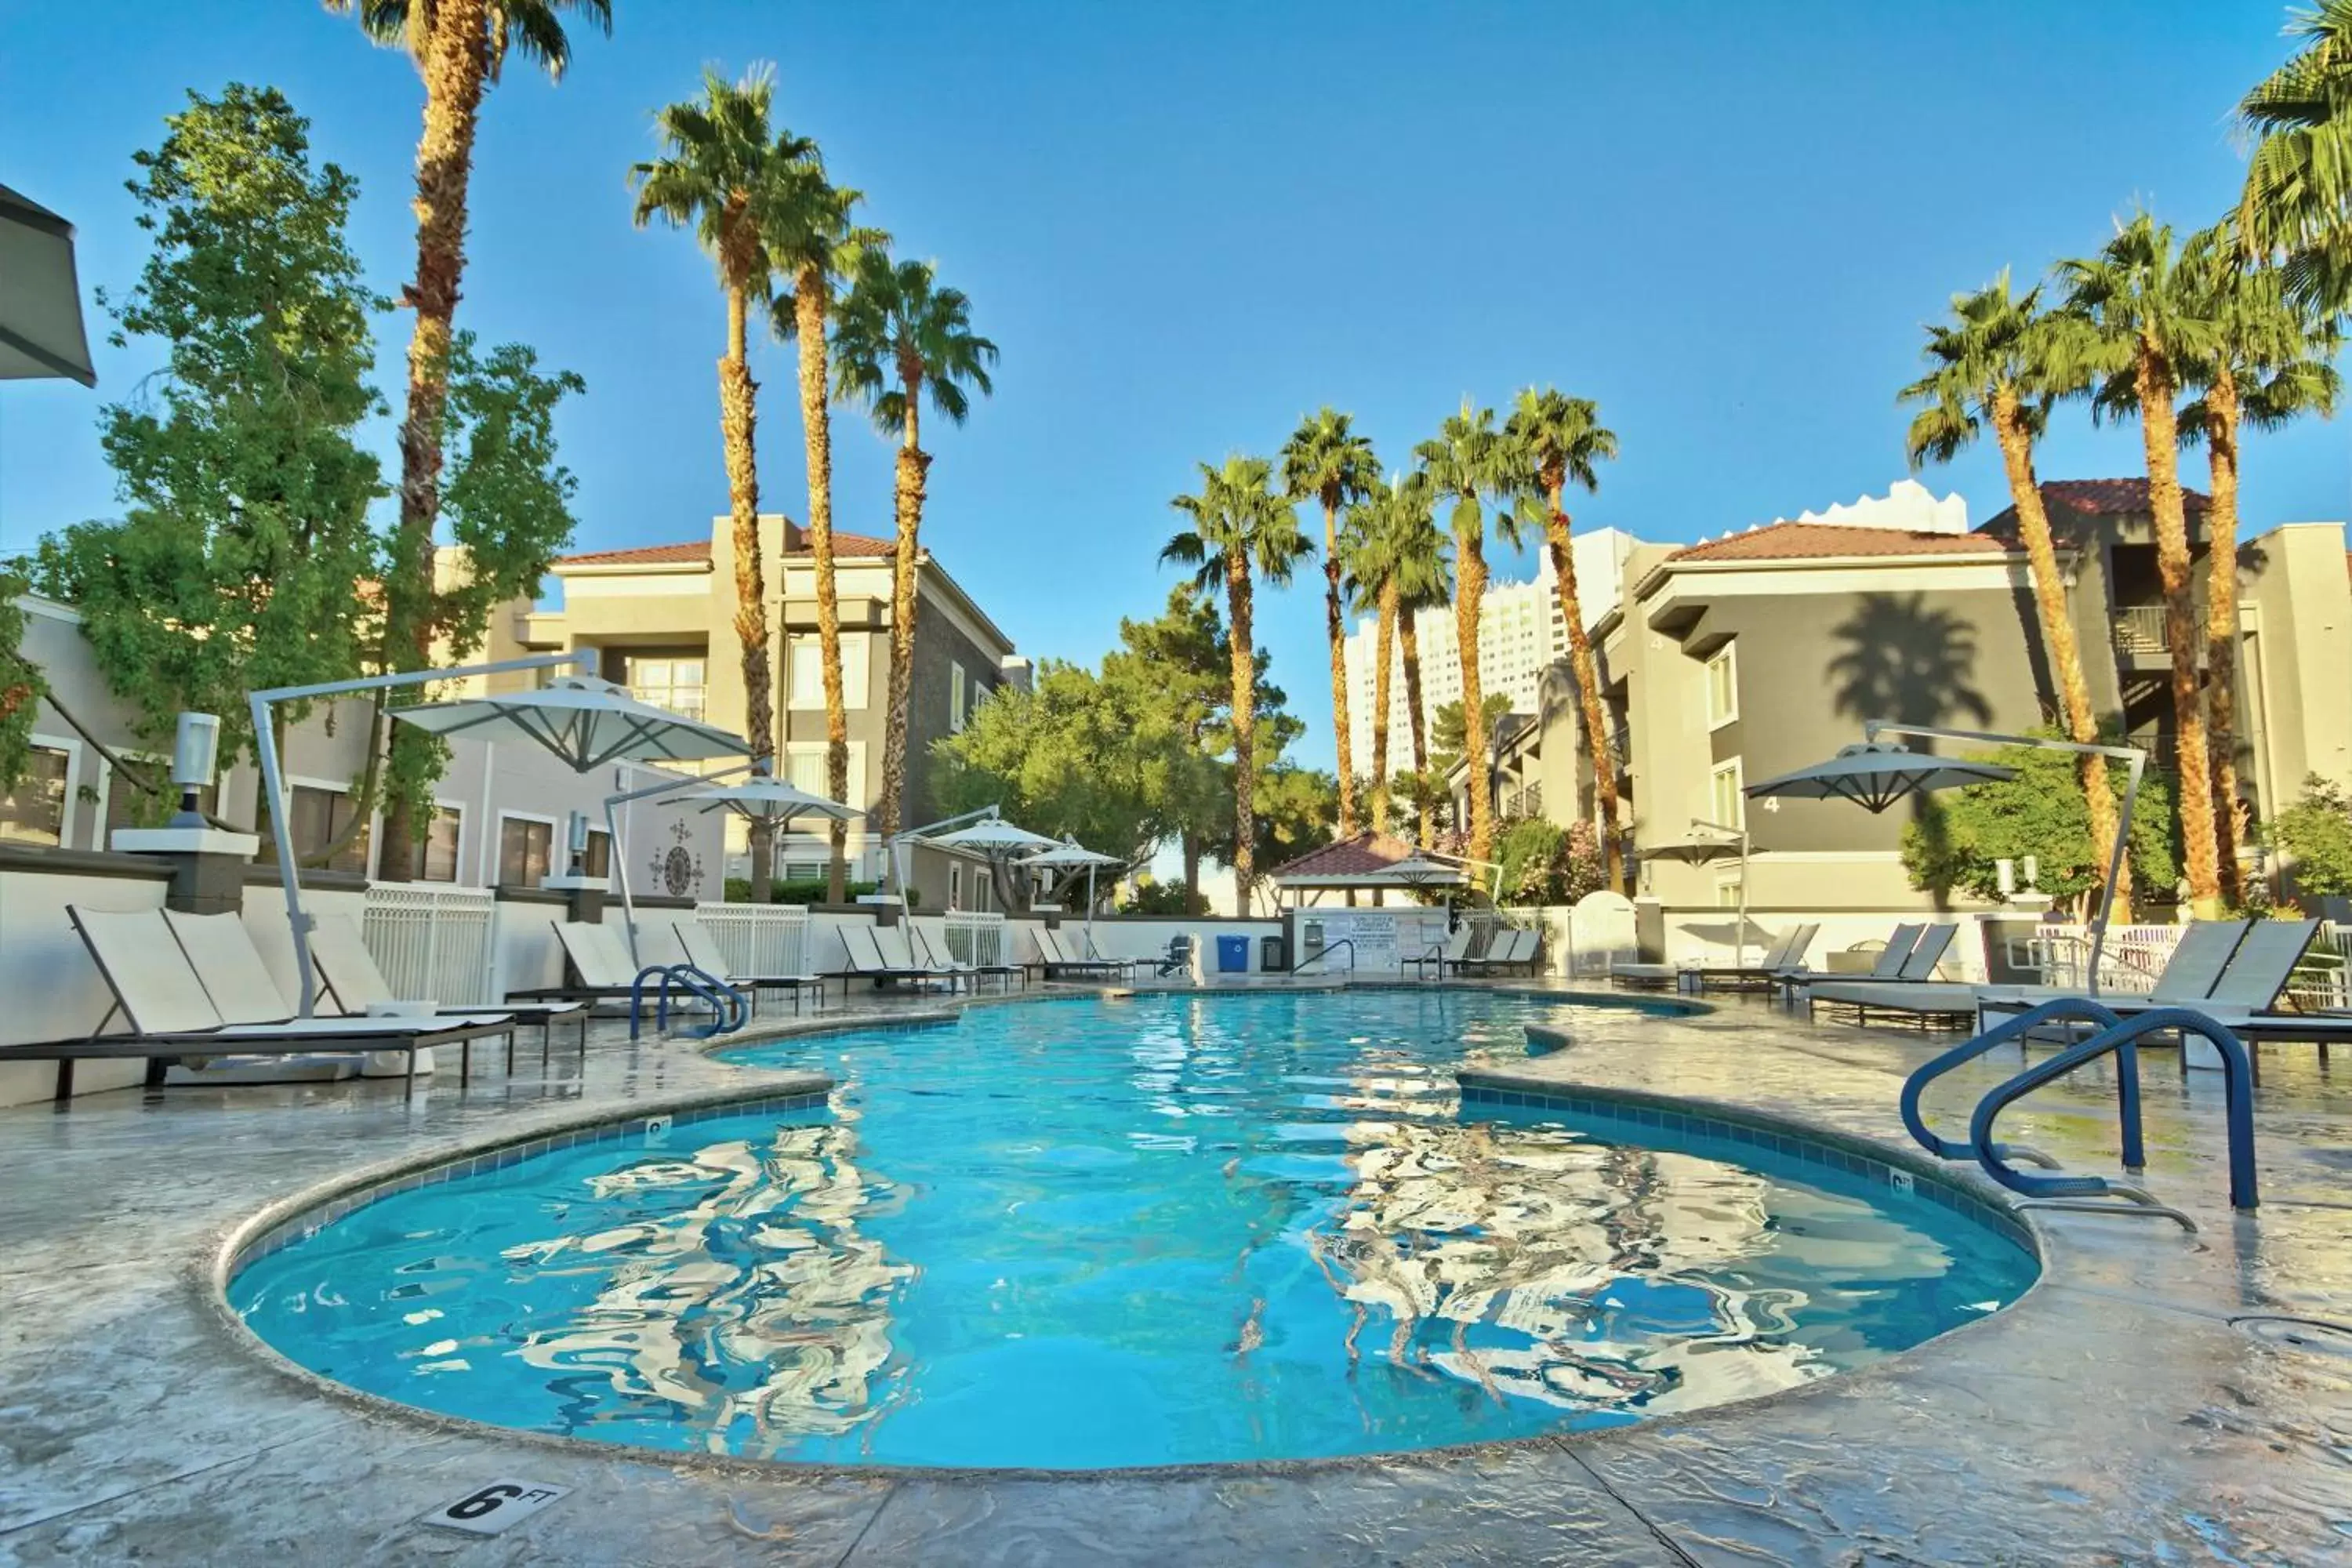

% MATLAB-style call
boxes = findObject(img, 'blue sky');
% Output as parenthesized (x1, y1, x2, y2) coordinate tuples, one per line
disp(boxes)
(1, 2, 2340, 771)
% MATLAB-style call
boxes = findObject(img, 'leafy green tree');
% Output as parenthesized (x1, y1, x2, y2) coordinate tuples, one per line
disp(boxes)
(1279, 408, 1377, 837)
(1496, 816, 1605, 907)
(1162, 456, 1312, 900)
(1249, 760, 1338, 897)
(2237, 2, 2352, 310)
(1429, 694, 1515, 773)
(1900, 735, 2177, 913)
(1338, 471, 1435, 837)
(1900, 270, 2124, 904)
(831, 247, 996, 840)
(2268, 775, 2352, 902)
(0, 566, 40, 793)
(34, 86, 386, 826)
(1102, 588, 1239, 911)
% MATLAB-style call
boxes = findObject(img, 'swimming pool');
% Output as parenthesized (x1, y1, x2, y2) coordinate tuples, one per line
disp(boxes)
(232, 990, 2038, 1469)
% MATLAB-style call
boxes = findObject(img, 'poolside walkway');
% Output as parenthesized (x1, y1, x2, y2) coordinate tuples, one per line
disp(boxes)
(0, 982, 2347, 1565)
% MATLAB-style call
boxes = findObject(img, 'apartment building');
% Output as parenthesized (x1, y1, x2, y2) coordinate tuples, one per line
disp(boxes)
(517, 514, 1030, 887)
(1342, 526, 1639, 779)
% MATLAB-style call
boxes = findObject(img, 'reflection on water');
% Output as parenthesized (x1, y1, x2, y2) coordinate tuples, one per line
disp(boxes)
(238, 991, 2034, 1467)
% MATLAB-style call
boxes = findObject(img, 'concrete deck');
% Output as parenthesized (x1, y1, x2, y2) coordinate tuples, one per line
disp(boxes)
(2, 981, 2348, 1565)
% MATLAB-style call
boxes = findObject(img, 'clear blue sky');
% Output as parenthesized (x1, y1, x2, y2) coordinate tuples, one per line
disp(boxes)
(2, 2, 2342, 771)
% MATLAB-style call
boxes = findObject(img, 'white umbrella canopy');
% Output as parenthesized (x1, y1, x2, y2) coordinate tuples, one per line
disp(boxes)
(1744, 742, 2014, 815)
(1024, 838, 1127, 931)
(0, 183, 95, 386)
(390, 674, 749, 770)
(680, 775, 862, 826)
(1385, 854, 1468, 885)
(927, 818, 1062, 854)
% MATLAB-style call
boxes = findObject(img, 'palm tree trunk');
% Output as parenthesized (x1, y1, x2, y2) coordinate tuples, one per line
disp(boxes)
(1370, 580, 1397, 835)
(1321, 497, 1356, 837)
(377, 0, 490, 882)
(880, 390, 927, 841)
(1543, 494, 1623, 895)
(1227, 554, 1257, 904)
(720, 280, 776, 902)
(1401, 613, 1429, 848)
(2136, 344, 2220, 912)
(1990, 393, 2125, 905)
(793, 271, 851, 903)
(2204, 365, 2247, 905)
(1454, 514, 1493, 873)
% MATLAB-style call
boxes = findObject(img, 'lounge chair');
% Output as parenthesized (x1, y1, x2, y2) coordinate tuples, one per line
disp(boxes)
(827, 924, 957, 990)
(1460, 927, 1541, 978)
(1772, 923, 1924, 998)
(1030, 926, 1127, 982)
(1978, 920, 2318, 1036)
(0, 907, 513, 1098)
(1807, 925, 1973, 1028)
(1075, 928, 1142, 980)
(307, 912, 590, 1065)
(1973, 920, 2249, 1022)
(1152, 934, 1195, 978)
(671, 918, 829, 1014)
(1407, 925, 1477, 982)
(913, 920, 1023, 991)
(513, 921, 751, 1017)
(1686, 923, 1819, 991)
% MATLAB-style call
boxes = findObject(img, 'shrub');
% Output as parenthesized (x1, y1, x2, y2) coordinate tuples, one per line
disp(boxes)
(2269, 775, 2352, 901)
(721, 877, 891, 906)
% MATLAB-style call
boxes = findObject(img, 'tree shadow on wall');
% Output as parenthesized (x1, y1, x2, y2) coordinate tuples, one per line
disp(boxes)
(1828, 593, 1994, 728)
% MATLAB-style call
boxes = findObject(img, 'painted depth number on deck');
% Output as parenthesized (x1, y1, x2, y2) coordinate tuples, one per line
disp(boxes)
(421, 1479, 572, 1536)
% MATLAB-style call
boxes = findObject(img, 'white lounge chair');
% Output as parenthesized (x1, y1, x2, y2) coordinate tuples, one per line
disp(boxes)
(1809, 925, 1976, 1027)
(1406, 925, 1476, 982)
(307, 912, 590, 1063)
(1031, 926, 1127, 982)
(671, 917, 829, 1013)
(912, 920, 1022, 990)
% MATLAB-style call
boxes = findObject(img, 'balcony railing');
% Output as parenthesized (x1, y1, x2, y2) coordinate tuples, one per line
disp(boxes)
(2111, 604, 2168, 658)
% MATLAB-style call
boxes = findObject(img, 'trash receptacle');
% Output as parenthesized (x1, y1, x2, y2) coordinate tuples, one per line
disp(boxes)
(1215, 935, 1250, 973)
(1261, 935, 1287, 972)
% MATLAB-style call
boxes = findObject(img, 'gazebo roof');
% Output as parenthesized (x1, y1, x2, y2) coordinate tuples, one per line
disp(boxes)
(1267, 830, 1432, 887)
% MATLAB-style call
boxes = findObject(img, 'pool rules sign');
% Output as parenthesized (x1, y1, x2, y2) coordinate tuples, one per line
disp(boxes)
(421, 1479, 572, 1536)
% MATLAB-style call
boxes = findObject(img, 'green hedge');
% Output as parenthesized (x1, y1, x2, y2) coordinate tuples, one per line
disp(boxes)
(722, 877, 904, 906)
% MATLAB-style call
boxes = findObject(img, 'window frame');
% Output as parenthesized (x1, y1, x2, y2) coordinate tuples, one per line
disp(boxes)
(1709, 757, 1746, 832)
(409, 799, 467, 884)
(285, 775, 370, 877)
(787, 631, 870, 711)
(949, 659, 968, 732)
(495, 809, 561, 888)
(0, 733, 82, 848)
(1704, 643, 1739, 730)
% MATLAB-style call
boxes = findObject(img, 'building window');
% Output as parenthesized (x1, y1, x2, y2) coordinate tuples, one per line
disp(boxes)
(499, 815, 555, 886)
(949, 862, 963, 911)
(788, 633, 869, 710)
(408, 804, 464, 882)
(288, 783, 368, 876)
(103, 761, 216, 839)
(784, 742, 865, 808)
(1715, 874, 1743, 909)
(1710, 758, 1745, 832)
(949, 659, 968, 732)
(0, 744, 71, 845)
(624, 653, 706, 720)
(1705, 644, 1738, 728)
(583, 826, 612, 880)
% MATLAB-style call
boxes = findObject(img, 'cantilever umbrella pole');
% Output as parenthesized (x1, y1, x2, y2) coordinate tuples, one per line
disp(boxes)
(602, 757, 775, 963)
(1865, 720, 2146, 994)
(250, 648, 598, 1016)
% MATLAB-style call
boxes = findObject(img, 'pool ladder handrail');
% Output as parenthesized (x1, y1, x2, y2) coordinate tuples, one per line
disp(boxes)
(1292, 938, 1356, 976)
(626, 962, 746, 1040)
(1901, 996, 2139, 1172)
(1969, 1007, 2257, 1216)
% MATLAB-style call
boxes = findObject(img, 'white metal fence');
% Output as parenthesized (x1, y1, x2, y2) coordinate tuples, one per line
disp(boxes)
(942, 911, 1007, 967)
(2018, 923, 2187, 994)
(693, 902, 811, 978)
(361, 884, 497, 1006)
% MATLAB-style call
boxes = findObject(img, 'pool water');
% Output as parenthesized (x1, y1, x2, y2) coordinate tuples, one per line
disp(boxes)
(234, 991, 2037, 1469)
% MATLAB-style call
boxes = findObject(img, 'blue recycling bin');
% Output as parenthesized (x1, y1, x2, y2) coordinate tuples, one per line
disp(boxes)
(1215, 935, 1250, 974)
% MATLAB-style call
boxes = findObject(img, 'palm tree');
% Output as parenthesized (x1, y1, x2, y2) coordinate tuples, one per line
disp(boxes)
(1338, 471, 1433, 835)
(329, 0, 610, 879)
(1899, 271, 2125, 905)
(2178, 227, 2343, 900)
(1504, 387, 1625, 892)
(1390, 486, 1452, 849)
(2062, 212, 2225, 912)
(2237, 2, 2352, 311)
(1279, 408, 1378, 837)
(1414, 401, 1525, 874)
(831, 248, 997, 841)
(765, 158, 883, 903)
(1162, 457, 1312, 903)
(631, 65, 812, 902)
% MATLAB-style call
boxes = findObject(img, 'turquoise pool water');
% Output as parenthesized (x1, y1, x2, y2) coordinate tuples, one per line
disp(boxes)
(234, 991, 2037, 1469)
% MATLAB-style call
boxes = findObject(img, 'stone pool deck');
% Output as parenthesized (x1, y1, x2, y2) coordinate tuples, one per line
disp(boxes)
(0, 981, 2347, 1565)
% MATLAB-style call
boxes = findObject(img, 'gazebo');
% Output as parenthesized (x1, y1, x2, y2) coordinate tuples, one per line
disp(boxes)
(1265, 831, 1465, 909)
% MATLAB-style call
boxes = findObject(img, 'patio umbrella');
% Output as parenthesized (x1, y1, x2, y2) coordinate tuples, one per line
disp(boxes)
(927, 818, 1063, 854)
(601, 775, 864, 957)
(1024, 838, 1127, 939)
(1742, 742, 2013, 815)
(1645, 827, 1752, 966)
(0, 183, 95, 386)
(390, 674, 749, 769)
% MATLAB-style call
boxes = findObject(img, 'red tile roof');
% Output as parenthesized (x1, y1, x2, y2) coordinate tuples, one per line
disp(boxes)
(1267, 830, 1424, 880)
(557, 528, 896, 568)
(1667, 521, 2020, 564)
(2035, 477, 2210, 517)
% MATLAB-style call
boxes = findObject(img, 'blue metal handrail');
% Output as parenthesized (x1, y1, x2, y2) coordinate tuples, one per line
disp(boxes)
(1969, 1007, 2258, 1212)
(1901, 996, 2140, 1171)
(628, 963, 746, 1040)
